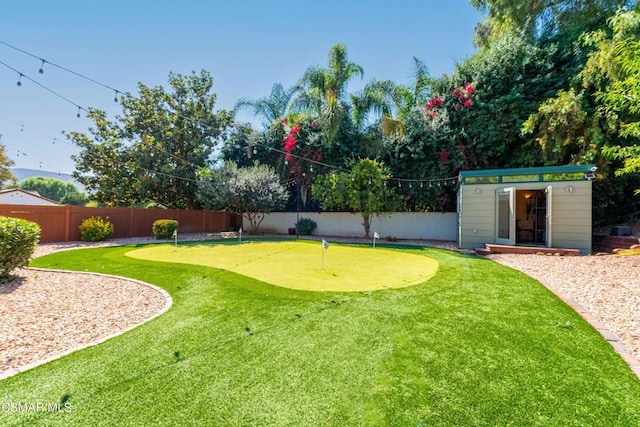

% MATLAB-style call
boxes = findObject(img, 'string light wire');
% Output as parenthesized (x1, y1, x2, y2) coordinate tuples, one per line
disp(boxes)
(0, 40, 120, 95)
(0, 41, 458, 187)
(0, 60, 87, 115)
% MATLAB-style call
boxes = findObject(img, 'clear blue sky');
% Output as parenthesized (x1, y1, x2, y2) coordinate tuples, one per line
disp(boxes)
(0, 1, 484, 174)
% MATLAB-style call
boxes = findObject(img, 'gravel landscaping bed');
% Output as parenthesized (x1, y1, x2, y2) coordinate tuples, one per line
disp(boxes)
(0, 268, 170, 379)
(487, 253, 640, 362)
(1, 233, 638, 379)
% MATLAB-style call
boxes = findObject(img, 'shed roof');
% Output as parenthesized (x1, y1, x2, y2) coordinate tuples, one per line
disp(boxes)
(459, 164, 597, 185)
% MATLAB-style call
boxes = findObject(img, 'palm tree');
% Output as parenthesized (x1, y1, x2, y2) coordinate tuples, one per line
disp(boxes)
(352, 57, 435, 138)
(350, 79, 395, 130)
(293, 43, 364, 145)
(235, 83, 300, 129)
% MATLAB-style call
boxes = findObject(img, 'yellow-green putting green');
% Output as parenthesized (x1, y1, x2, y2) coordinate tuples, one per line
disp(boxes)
(125, 240, 438, 292)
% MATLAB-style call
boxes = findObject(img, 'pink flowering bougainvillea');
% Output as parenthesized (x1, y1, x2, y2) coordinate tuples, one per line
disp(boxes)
(440, 150, 450, 164)
(424, 83, 475, 115)
(421, 84, 474, 168)
(283, 123, 301, 161)
(453, 83, 474, 110)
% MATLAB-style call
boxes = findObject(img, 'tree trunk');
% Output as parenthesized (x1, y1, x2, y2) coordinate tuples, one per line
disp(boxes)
(362, 212, 372, 238)
(244, 212, 264, 234)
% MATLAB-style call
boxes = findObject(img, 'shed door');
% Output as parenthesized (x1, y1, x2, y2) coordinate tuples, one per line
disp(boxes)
(546, 185, 553, 247)
(495, 187, 515, 245)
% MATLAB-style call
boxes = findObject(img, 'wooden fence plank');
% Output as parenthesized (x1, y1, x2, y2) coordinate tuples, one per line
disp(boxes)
(0, 205, 232, 243)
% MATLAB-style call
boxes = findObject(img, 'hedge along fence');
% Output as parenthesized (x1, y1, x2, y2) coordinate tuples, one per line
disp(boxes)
(244, 212, 458, 241)
(0, 205, 237, 243)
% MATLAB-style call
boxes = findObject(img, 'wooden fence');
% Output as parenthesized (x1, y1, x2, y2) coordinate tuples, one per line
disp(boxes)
(0, 205, 237, 243)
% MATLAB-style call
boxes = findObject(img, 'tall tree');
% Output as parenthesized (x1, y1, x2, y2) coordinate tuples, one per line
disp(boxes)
(471, 0, 628, 45)
(523, 7, 640, 170)
(20, 176, 88, 205)
(352, 57, 435, 137)
(583, 7, 640, 193)
(294, 43, 364, 145)
(448, 30, 563, 168)
(235, 83, 299, 129)
(0, 140, 15, 187)
(67, 71, 232, 209)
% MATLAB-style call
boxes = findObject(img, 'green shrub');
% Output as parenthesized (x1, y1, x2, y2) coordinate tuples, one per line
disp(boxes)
(79, 216, 114, 242)
(152, 219, 179, 239)
(0, 216, 41, 283)
(296, 218, 317, 235)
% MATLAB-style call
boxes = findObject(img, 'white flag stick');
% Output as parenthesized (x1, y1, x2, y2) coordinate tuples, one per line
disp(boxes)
(373, 231, 379, 248)
(321, 239, 329, 271)
(173, 228, 178, 247)
(239, 228, 243, 243)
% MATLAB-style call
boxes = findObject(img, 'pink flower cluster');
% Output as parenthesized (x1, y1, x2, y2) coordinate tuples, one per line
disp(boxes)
(425, 95, 444, 110)
(423, 83, 475, 118)
(440, 150, 450, 163)
(453, 83, 474, 110)
(424, 95, 444, 118)
(283, 123, 300, 161)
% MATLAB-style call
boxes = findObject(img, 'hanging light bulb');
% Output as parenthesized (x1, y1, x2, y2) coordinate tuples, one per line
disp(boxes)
(39, 59, 45, 74)
(113, 90, 119, 103)
(16, 73, 23, 86)
(409, 182, 412, 188)
(76, 106, 81, 118)
(310, 165, 313, 172)
(253, 146, 257, 155)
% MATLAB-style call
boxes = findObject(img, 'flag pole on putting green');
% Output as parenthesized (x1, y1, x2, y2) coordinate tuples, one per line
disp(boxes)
(239, 227, 242, 243)
(373, 231, 379, 248)
(172, 228, 178, 249)
(322, 239, 329, 271)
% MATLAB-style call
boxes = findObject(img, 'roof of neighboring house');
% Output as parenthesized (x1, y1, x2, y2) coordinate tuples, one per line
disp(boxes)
(0, 188, 61, 205)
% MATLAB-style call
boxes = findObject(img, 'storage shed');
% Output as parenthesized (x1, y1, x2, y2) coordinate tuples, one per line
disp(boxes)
(457, 165, 596, 254)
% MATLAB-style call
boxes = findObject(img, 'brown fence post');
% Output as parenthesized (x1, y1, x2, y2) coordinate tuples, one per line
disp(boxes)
(129, 208, 134, 237)
(64, 205, 71, 242)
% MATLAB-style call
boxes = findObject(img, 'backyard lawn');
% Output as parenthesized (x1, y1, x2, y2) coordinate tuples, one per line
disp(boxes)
(1, 239, 639, 426)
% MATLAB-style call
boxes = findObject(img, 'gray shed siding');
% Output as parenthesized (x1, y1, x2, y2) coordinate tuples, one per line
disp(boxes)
(458, 180, 592, 254)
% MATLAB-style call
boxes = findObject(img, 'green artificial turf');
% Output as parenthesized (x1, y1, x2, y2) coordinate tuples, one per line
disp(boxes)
(125, 240, 439, 291)
(1, 239, 639, 426)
